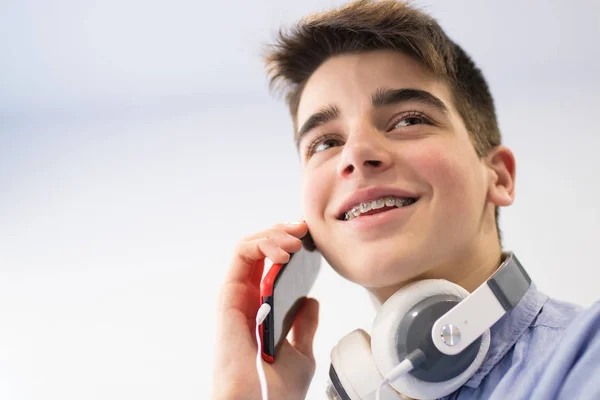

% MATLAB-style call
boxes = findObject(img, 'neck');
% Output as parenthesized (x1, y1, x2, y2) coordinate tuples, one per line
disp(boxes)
(369, 236, 503, 305)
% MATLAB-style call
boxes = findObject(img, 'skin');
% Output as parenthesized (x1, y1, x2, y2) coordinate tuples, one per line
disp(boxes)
(213, 222, 319, 400)
(212, 49, 516, 399)
(297, 49, 516, 304)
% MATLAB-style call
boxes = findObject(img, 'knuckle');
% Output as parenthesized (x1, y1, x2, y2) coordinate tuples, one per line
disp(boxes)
(234, 240, 248, 255)
(272, 222, 287, 231)
(240, 232, 258, 243)
(258, 237, 277, 253)
(267, 227, 285, 240)
(260, 237, 275, 246)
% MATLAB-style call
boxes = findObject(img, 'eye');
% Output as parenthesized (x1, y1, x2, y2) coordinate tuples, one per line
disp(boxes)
(391, 111, 431, 130)
(307, 134, 342, 157)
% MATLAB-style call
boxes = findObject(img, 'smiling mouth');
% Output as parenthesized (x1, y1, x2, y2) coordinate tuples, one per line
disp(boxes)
(340, 196, 418, 221)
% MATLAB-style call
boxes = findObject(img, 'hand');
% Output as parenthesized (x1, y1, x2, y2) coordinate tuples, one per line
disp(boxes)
(212, 221, 320, 400)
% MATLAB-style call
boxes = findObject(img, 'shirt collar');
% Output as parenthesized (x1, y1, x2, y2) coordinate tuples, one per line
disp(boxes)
(463, 282, 548, 388)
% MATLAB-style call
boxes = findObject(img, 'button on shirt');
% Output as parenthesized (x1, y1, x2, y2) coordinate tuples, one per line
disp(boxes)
(440, 283, 600, 400)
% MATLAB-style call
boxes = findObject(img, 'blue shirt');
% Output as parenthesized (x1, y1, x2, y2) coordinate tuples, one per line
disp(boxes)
(440, 283, 600, 400)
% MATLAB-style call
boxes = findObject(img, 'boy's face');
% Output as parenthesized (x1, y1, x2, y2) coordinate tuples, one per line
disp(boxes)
(297, 49, 513, 292)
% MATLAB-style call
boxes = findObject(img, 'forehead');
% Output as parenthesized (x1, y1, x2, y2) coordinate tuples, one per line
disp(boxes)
(297, 49, 451, 124)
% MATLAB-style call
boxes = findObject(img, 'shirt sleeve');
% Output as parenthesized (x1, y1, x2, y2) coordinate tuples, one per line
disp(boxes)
(529, 300, 600, 400)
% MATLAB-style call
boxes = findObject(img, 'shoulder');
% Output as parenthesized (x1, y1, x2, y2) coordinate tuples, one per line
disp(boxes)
(529, 300, 600, 399)
(530, 295, 584, 330)
(565, 299, 600, 332)
(513, 293, 584, 359)
(554, 300, 600, 356)
(541, 299, 600, 361)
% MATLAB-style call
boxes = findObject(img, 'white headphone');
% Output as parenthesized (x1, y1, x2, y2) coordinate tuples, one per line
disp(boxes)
(326, 252, 531, 400)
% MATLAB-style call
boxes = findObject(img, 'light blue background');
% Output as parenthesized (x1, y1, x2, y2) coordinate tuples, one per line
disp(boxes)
(1, 1, 599, 399)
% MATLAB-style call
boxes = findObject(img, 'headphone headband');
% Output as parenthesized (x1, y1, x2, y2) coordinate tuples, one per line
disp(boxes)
(327, 252, 533, 400)
(431, 252, 531, 355)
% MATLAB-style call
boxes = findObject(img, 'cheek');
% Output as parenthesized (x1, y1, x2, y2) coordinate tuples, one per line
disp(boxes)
(406, 141, 483, 214)
(300, 168, 332, 222)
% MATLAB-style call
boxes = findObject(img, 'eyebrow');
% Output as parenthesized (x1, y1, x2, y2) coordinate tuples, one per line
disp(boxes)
(371, 87, 448, 113)
(296, 88, 448, 148)
(296, 105, 340, 148)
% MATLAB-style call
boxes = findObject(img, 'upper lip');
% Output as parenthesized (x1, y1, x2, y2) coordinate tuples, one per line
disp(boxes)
(335, 186, 420, 219)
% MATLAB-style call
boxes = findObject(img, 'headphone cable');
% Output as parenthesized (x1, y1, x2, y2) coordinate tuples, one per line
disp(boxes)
(376, 349, 426, 400)
(255, 303, 272, 400)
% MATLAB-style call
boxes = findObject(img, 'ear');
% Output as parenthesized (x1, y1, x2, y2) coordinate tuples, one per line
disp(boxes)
(485, 145, 516, 207)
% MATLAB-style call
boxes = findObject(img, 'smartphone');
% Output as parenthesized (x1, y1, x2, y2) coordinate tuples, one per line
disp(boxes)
(260, 234, 322, 363)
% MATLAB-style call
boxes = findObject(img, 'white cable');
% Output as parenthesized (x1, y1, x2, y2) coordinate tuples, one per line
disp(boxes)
(255, 303, 271, 400)
(375, 358, 416, 400)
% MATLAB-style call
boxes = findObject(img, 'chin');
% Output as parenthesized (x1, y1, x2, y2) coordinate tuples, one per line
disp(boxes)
(329, 246, 426, 289)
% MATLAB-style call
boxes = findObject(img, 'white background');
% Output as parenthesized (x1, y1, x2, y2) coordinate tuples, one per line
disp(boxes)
(1, 1, 599, 399)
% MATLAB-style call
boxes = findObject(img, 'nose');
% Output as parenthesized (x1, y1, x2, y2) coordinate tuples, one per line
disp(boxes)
(336, 125, 394, 178)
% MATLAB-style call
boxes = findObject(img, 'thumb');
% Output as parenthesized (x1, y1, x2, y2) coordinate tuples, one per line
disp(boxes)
(290, 297, 320, 358)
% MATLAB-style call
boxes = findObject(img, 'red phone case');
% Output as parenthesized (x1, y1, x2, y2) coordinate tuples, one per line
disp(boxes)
(259, 261, 286, 363)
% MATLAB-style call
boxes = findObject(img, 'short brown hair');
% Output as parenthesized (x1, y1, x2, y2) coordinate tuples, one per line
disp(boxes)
(264, 0, 502, 237)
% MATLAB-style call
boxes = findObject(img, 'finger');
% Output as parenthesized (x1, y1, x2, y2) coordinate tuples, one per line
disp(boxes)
(226, 226, 305, 286)
(264, 229, 304, 254)
(242, 221, 308, 242)
(289, 298, 320, 358)
(249, 257, 265, 285)
(256, 237, 291, 265)
(225, 238, 288, 285)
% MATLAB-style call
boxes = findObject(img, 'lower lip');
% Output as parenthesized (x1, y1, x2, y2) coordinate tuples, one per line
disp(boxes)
(342, 203, 417, 230)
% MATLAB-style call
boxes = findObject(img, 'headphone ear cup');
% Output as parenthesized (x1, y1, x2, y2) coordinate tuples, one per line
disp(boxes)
(330, 329, 404, 400)
(371, 279, 491, 400)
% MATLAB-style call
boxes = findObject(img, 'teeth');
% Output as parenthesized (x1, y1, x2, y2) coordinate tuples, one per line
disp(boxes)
(360, 202, 372, 213)
(372, 199, 385, 209)
(343, 196, 416, 221)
